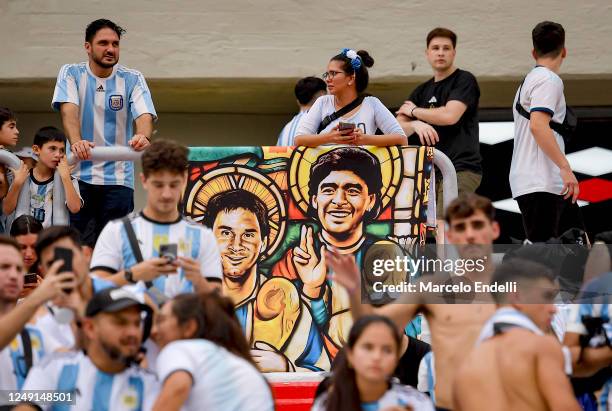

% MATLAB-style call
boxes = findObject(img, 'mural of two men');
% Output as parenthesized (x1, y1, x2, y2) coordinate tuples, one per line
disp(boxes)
(187, 145, 432, 372)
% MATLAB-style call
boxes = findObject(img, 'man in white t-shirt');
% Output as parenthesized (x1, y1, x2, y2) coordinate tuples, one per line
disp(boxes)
(510, 21, 582, 242)
(90, 140, 222, 299)
(17, 287, 159, 411)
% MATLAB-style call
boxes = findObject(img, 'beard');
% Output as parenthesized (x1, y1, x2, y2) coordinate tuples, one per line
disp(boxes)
(92, 53, 118, 69)
(99, 337, 140, 366)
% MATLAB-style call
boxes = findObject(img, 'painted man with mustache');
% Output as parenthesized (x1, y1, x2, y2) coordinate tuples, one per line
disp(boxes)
(205, 189, 330, 372)
(273, 147, 383, 354)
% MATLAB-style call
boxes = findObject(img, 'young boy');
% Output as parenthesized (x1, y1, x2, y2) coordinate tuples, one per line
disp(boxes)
(2, 126, 82, 228)
(0, 108, 20, 232)
(0, 108, 20, 197)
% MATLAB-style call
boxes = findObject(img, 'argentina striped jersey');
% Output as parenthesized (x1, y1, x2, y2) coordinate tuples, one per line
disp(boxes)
(276, 111, 306, 146)
(51, 63, 157, 188)
(22, 350, 158, 411)
(90, 212, 223, 298)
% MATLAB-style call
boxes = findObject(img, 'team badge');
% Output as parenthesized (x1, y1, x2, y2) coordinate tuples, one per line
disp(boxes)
(109, 95, 124, 111)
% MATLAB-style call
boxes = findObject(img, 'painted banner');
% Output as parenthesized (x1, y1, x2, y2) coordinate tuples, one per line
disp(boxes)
(183, 145, 434, 372)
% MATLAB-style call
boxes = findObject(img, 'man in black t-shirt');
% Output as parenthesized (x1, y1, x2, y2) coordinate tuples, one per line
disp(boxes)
(397, 27, 482, 243)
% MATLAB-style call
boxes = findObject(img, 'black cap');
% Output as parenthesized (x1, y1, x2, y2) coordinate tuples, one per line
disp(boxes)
(85, 287, 150, 318)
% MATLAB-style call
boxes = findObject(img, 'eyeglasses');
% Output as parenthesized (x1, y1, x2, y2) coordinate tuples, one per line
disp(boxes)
(322, 71, 346, 80)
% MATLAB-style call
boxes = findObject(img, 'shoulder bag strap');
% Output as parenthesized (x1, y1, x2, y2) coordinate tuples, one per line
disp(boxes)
(317, 95, 365, 133)
(121, 216, 153, 288)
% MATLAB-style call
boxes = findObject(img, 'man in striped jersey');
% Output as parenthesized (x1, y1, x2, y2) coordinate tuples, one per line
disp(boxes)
(276, 77, 327, 146)
(564, 270, 612, 410)
(0, 235, 77, 409)
(90, 140, 222, 299)
(52, 19, 157, 248)
(17, 287, 159, 411)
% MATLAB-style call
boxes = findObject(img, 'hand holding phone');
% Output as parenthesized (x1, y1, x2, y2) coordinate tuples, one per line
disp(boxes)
(159, 244, 178, 264)
(53, 247, 74, 294)
(338, 122, 356, 135)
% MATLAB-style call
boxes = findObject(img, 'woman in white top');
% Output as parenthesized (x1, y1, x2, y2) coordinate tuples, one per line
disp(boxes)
(151, 292, 274, 411)
(312, 315, 434, 411)
(295, 48, 407, 147)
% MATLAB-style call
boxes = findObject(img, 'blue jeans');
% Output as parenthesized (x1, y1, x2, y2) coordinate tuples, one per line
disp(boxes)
(70, 181, 134, 247)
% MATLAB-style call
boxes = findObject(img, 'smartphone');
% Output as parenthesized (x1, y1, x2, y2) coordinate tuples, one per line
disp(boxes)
(24, 273, 38, 284)
(53, 247, 74, 294)
(159, 244, 178, 263)
(54, 247, 73, 273)
(338, 122, 356, 132)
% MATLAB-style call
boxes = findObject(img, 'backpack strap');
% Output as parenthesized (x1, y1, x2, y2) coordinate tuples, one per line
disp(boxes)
(121, 216, 153, 289)
(20, 328, 33, 375)
(317, 95, 365, 133)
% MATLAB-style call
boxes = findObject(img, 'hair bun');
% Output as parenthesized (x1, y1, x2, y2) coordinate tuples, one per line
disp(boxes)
(357, 50, 374, 68)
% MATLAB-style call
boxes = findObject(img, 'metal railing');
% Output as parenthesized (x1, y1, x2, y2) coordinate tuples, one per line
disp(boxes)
(0, 147, 142, 228)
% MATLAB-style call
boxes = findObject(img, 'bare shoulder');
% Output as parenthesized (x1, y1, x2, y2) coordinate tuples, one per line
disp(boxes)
(535, 334, 564, 358)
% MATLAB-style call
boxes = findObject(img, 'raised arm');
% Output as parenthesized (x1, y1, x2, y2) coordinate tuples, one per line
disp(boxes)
(325, 250, 421, 331)
(57, 156, 81, 213)
(0, 262, 75, 350)
(2, 161, 30, 215)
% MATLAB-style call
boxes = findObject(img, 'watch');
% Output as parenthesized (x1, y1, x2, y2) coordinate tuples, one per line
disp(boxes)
(124, 269, 137, 284)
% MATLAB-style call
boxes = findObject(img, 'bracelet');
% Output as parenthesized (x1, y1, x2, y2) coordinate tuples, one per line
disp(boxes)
(411, 107, 417, 118)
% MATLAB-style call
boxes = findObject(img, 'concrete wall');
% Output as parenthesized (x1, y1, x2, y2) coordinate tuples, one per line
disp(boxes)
(3, 0, 612, 208)
(2, 0, 612, 79)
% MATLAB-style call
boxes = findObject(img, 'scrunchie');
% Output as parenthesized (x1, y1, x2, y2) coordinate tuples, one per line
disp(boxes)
(341, 48, 362, 70)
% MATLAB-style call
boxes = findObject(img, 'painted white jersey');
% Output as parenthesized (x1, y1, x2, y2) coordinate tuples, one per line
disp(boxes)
(0, 325, 54, 395)
(277, 111, 306, 146)
(295, 95, 406, 137)
(90, 212, 222, 298)
(52, 62, 157, 188)
(156, 339, 274, 411)
(510, 66, 567, 198)
(312, 381, 434, 411)
(24, 171, 81, 228)
(22, 350, 158, 411)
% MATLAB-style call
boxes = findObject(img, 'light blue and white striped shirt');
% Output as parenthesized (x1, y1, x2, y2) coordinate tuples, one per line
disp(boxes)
(0, 325, 53, 395)
(52, 63, 157, 188)
(22, 350, 159, 411)
(90, 212, 223, 298)
(26, 170, 81, 228)
(276, 111, 306, 146)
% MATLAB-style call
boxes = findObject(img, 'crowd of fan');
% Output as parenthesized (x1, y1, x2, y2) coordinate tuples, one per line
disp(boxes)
(0, 16, 610, 411)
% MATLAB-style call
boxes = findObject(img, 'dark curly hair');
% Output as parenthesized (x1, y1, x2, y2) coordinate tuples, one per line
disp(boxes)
(141, 140, 189, 177)
(85, 19, 126, 43)
(203, 189, 269, 239)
